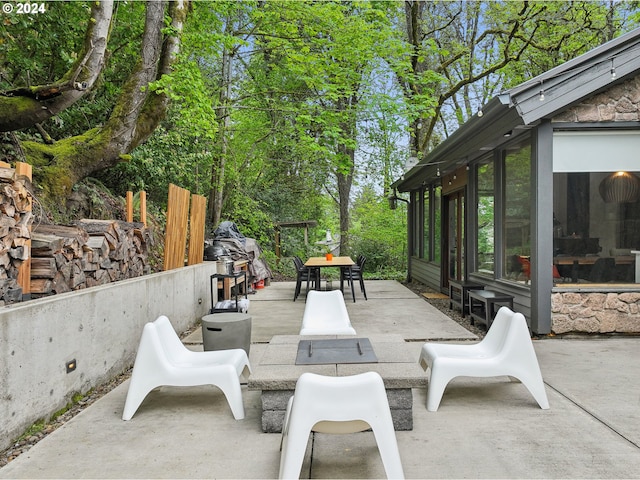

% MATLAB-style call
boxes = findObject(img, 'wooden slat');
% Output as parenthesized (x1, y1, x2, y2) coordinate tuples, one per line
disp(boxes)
(187, 194, 207, 266)
(126, 191, 133, 222)
(163, 183, 190, 270)
(140, 190, 147, 227)
(15, 162, 32, 296)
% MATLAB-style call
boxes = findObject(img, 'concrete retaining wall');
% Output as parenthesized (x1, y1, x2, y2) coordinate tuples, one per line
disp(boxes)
(0, 262, 217, 451)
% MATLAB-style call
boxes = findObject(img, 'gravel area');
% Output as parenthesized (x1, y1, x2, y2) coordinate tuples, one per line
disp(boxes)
(0, 280, 481, 468)
(403, 281, 487, 338)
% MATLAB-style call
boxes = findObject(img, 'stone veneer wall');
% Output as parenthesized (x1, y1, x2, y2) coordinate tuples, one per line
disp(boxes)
(551, 292, 640, 334)
(553, 74, 640, 122)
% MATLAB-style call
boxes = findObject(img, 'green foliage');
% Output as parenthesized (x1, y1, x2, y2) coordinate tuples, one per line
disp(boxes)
(218, 195, 274, 247)
(349, 186, 407, 275)
(1, 1, 148, 139)
(15, 389, 92, 442)
(148, 60, 218, 142)
(4, 0, 639, 281)
(0, 2, 88, 90)
(97, 117, 213, 206)
(496, 1, 640, 88)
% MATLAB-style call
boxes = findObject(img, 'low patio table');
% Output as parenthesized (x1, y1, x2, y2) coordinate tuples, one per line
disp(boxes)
(247, 334, 427, 433)
(305, 256, 357, 302)
(448, 279, 484, 317)
(468, 289, 514, 329)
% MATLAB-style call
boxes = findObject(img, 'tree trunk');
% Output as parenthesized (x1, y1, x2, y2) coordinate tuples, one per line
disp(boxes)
(0, 1, 114, 132)
(337, 156, 354, 256)
(336, 108, 356, 256)
(209, 14, 235, 227)
(403, 0, 431, 157)
(10, 1, 187, 207)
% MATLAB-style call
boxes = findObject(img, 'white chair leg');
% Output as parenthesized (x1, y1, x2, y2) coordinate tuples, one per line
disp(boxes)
(215, 371, 246, 420)
(517, 371, 550, 409)
(279, 421, 313, 479)
(122, 379, 157, 421)
(426, 370, 453, 412)
(370, 419, 405, 479)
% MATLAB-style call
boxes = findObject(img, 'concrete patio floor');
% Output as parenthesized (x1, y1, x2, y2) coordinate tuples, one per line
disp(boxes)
(1, 280, 639, 479)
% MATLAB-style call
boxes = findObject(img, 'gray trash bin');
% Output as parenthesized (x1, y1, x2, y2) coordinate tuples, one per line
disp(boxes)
(201, 313, 252, 355)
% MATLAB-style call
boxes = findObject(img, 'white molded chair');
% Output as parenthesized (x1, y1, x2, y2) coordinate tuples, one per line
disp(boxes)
(279, 372, 404, 480)
(299, 289, 356, 335)
(418, 306, 549, 412)
(122, 315, 251, 421)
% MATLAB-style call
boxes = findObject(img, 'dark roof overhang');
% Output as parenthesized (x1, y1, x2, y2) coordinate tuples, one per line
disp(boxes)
(394, 96, 525, 192)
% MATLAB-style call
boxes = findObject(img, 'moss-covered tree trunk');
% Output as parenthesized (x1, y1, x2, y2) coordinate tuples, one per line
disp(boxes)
(1, 0, 187, 208)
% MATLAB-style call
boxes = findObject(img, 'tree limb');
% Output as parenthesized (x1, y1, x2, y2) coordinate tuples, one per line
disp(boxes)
(0, 1, 114, 132)
(20, 1, 187, 205)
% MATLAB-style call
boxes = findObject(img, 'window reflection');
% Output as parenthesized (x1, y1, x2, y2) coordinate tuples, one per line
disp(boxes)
(433, 186, 442, 264)
(503, 142, 531, 284)
(553, 171, 640, 283)
(423, 188, 430, 259)
(476, 160, 494, 275)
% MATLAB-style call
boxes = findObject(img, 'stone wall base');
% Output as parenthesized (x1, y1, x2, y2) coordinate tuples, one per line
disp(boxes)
(551, 292, 640, 334)
(260, 388, 413, 433)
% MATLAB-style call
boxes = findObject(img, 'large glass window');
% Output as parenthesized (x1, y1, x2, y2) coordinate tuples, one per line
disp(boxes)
(433, 186, 442, 263)
(503, 140, 532, 284)
(552, 130, 640, 285)
(476, 160, 494, 275)
(411, 190, 420, 257)
(553, 171, 640, 284)
(423, 189, 430, 259)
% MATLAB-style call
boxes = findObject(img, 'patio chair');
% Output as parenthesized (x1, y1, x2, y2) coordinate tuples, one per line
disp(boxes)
(293, 256, 319, 301)
(299, 289, 356, 335)
(279, 372, 404, 479)
(122, 315, 251, 421)
(418, 306, 549, 412)
(340, 254, 367, 300)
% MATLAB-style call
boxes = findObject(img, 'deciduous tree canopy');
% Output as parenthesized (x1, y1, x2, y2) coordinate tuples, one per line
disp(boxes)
(1, 1, 637, 267)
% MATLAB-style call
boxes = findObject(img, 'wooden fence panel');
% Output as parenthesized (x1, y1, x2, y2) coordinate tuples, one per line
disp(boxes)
(125, 190, 147, 226)
(187, 194, 207, 266)
(140, 190, 147, 227)
(163, 184, 190, 271)
(126, 191, 133, 222)
(15, 162, 32, 297)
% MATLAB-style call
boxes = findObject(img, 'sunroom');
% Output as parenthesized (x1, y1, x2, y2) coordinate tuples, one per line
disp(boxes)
(393, 28, 640, 335)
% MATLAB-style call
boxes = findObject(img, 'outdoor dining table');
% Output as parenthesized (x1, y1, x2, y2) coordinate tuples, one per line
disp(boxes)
(305, 256, 357, 302)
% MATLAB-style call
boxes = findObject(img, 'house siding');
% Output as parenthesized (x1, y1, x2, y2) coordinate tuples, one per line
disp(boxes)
(410, 257, 441, 291)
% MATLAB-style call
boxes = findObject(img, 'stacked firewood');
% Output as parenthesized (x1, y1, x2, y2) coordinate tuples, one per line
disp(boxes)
(30, 219, 151, 297)
(0, 168, 33, 304)
(0, 164, 152, 302)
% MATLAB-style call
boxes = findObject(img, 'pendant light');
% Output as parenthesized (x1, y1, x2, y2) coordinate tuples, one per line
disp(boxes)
(598, 171, 640, 203)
